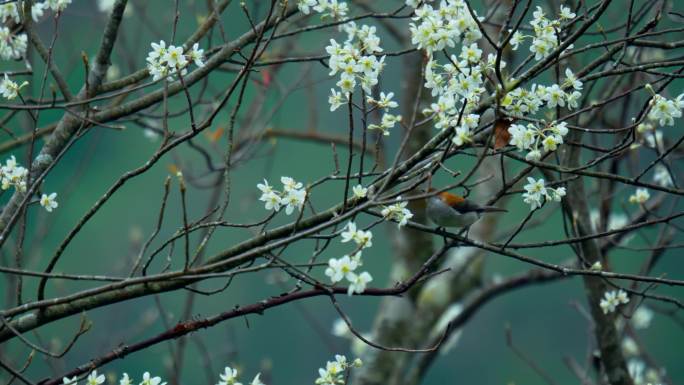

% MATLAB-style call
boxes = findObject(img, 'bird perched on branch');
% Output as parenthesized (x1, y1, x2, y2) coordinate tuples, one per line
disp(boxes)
(425, 189, 507, 229)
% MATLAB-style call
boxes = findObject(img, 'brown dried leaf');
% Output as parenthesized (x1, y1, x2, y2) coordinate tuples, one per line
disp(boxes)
(494, 119, 512, 149)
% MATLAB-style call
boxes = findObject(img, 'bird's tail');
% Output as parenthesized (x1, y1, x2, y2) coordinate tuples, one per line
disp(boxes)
(478, 206, 508, 213)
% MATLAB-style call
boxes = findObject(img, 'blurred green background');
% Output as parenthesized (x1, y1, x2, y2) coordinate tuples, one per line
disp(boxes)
(1, 1, 682, 384)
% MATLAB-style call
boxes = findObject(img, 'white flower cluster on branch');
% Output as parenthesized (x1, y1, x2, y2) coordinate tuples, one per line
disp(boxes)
(0, 155, 57, 212)
(216, 366, 264, 385)
(315, 355, 362, 385)
(408, 0, 483, 54)
(0, 74, 27, 100)
(257, 176, 307, 215)
(380, 196, 414, 228)
(508, 120, 569, 161)
(297, 0, 349, 19)
(522, 177, 566, 210)
(0, 25, 26, 60)
(508, 6, 575, 60)
(628, 188, 650, 205)
(326, 222, 374, 295)
(146, 41, 205, 81)
(1, 155, 27, 192)
(326, 26, 383, 99)
(645, 86, 684, 127)
(61, 367, 265, 385)
(599, 289, 630, 314)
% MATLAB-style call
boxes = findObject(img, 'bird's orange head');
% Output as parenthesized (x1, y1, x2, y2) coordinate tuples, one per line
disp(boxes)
(427, 188, 465, 208)
(437, 191, 465, 208)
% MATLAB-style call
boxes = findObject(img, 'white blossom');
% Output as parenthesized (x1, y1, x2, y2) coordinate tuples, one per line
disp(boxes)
(218, 367, 241, 385)
(599, 289, 630, 314)
(325, 255, 358, 283)
(628, 188, 650, 204)
(119, 374, 132, 385)
(352, 184, 367, 199)
(40, 193, 58, 212)
(296, 0, 318, 14)
(647, 93, 683, 127)
(559, 5, 576, 20)
(347, 271, 372, 295)
(340, 222, 373, 248)
(0, 74, 27, 100)
(380, 197, 413, 227)
(522, 177, 565, 209)
(0, 3, 19, 23)
(87, 371, 105, 385)
(45, 0, 72, 13)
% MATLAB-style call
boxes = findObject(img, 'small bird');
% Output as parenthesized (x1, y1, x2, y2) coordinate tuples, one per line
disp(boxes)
(426, 189, 507, 228)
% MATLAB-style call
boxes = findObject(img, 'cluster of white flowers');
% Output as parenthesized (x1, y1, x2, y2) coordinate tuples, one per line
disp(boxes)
(63, 367, 264, 385)
(62, 370, 106, 385)
(325, 222, 373, 295)
(408, 0, 483, 54)
(621, 309, 662, 384)
(521, 177, 566, 210)
(501, 87, 542, 117)
(509, 6, 575, 60)
(0, 0, 66, 61)
(340, 221, 372, 248)
(297, 0, 349, 19)
(42, 0, 72, 13)
(408, 5, 511, 146)
(0, 0, 71, 67)
(217, 366, 264, 385)
(627, 358, 664, 385)
(502, 69, 583, 118)
(0, 74, 28, 100)
(366, 92, 401, 136)
(622, 306, 663, 385)
(146, 41, 205, 81)
(422, 50, 487, 130)
(0, 0, 72, 28)
(599, 289, 629, 314)
(1, 155, 28, 192)
(314, 355, 362, 385)
(325, 253, 361, 283)
(628, 188, 650, 205)
(325, 22, 402, 136)
(257, 177, 307, 215)
(421, 49, 506, 145)
(645, 87, 684, 127)
(380, 196, 413, 228)
(0, 26, 27, 60)
(508, 120, 569, 161)
(327, 24, 387, 97)
(632, 86, 684, 163)
(0, 3, 20, 24)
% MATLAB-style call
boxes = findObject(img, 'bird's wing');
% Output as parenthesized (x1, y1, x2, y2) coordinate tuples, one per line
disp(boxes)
(451, 198, 483, 214)
(454, 199, 507, 213)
